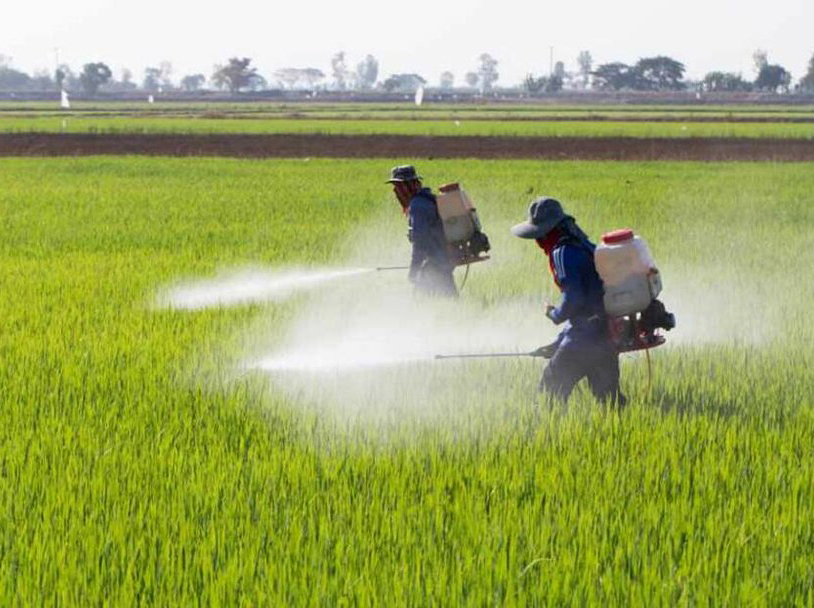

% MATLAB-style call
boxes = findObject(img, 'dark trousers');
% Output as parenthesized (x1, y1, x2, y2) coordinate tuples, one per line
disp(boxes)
(415, 266, 458, 298)
(540, 337, 626, 406)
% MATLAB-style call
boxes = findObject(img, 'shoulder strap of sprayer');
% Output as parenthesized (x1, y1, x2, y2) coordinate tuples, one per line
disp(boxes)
(558, 219, 596, 259)
(556, 235, 595, 260)
(416, 187, 437, 205)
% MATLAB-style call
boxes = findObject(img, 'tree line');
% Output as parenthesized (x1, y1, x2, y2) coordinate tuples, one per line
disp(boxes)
(1, 50, 813, 96)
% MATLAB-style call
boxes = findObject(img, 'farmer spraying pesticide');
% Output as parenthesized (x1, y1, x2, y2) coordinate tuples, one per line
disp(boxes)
(387, 165, 490, 297)
(437, 197, 675, 402)
(511, 198, 627, 405)
(506, 197, 676, 404)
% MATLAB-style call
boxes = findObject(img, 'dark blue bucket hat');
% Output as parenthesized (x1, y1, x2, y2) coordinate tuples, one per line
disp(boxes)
(511, 197, 572, 239)
(386, 165, 422, 183)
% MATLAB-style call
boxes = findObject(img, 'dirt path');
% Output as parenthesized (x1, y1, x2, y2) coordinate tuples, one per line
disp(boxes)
(1, 133, 813, 161)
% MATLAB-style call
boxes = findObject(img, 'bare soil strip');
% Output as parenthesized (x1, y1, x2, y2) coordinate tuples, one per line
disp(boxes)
(1, 133, 813, 161)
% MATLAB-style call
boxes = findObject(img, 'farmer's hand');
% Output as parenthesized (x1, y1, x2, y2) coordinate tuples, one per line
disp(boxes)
(545, 302, 557, 322)
(531, 342, 558, 359)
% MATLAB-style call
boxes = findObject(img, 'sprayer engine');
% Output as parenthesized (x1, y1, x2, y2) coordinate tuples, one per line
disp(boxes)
(436, 183, 491, 266)
(596, 228, 676, 353)
(608, 298, 676, 352)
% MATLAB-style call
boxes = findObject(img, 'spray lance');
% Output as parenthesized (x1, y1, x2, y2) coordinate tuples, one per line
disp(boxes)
(435, 342, 559, 361)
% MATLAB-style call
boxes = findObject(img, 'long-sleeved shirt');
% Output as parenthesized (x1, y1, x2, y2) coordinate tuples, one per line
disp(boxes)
(546, 239, 606, 342)
(408, 188, 454, 280)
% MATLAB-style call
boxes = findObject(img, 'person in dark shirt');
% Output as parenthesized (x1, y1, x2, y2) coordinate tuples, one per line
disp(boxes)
(387, 165, 457, 297)
(512, 197, 626, 406)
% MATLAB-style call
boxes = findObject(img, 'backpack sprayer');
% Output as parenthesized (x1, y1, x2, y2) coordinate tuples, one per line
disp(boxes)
(435, 228, 675, 362)
(596, 229, 675, 353)
(436, 183, 491, 267)
(376, 183, 491, 283)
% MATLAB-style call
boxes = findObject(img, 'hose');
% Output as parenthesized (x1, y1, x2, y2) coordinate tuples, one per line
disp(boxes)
(457, 261, 472, 292)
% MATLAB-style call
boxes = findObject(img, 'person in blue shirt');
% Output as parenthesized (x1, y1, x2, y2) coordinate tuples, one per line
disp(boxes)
(512, 197, 626, 406)
(387, 165, 457, 297)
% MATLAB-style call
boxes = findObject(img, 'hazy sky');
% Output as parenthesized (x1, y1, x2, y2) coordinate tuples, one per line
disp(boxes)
(2, 0, 812, 85)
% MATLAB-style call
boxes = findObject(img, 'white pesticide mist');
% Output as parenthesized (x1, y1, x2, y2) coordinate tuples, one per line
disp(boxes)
(234, 214, 556, 427)
(156, 267, 374, 310)
(657, 266, 777, 348)
(172, 211, 778, 432)
(250, 292, 547, 374)
(240, 281, 553, 426)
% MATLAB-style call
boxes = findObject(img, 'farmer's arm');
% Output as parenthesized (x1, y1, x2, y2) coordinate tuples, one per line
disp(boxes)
(548, 246, 590, 325)
(408, 198, 434, 281)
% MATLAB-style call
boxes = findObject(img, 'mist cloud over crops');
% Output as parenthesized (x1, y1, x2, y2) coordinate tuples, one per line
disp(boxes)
(156, 267, 374, 310)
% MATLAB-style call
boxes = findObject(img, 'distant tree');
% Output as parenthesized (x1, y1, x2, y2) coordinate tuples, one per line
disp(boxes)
(798, 54, 814, 92)
(552, 61, 567, 90)
(211, 57, 263, 93)
(31, 69, 54, 91)
(439, 71, 454, 89)
(0, 66, 32, 90)
(477, 53, 499, 90)
(180, 73, 206, 91)
(547, 74, 563, 92)
(143, 67, 163, 92)
(245, 73, 267, 91)
(592, 62, 636, 90)
(702, 71, 752, 92)
(635, 56, 685, 90)
(55, 64, 78, 91)
(523, 74, 546, 94)
(331, 51, 348, 90)
(464, 72, 479, 88)
(143, 63, 173, 91)
(300, 68, 325, 89)
(105, 68, 134, 92)
(753, 49, 769, 76)
(79, 62, 112, 96)
(755, 64, 791, 93)
(381, 73, 425, 93)
(577, 50, 592, 88)
(274, 68, 301, 89)
(273, 68, 324, 90)
(356, 55, 378, 89)
(158, 61, 174, 90)
(104, 68, 137, 92)
(523, 73, 562, 95)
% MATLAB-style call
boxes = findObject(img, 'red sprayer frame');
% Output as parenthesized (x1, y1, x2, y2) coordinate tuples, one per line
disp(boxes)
(608, 315, 666, 353)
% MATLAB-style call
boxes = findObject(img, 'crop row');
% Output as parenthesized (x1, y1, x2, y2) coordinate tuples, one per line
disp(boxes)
(3, 116, 814, 139)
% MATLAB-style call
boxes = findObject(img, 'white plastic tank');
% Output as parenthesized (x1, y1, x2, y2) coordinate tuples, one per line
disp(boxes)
(595, 229, 662, 316)
(436, 183, 478, 243)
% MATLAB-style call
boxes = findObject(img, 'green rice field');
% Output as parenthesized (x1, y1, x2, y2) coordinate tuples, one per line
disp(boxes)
(1, 101, 814, 139)
(1, 156, 813, 603)
(3, 115, 814, 139)
(2, 100, 814, 116)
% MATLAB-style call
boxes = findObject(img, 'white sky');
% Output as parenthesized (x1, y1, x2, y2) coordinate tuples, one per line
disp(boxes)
(1, 0, 812, 85)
